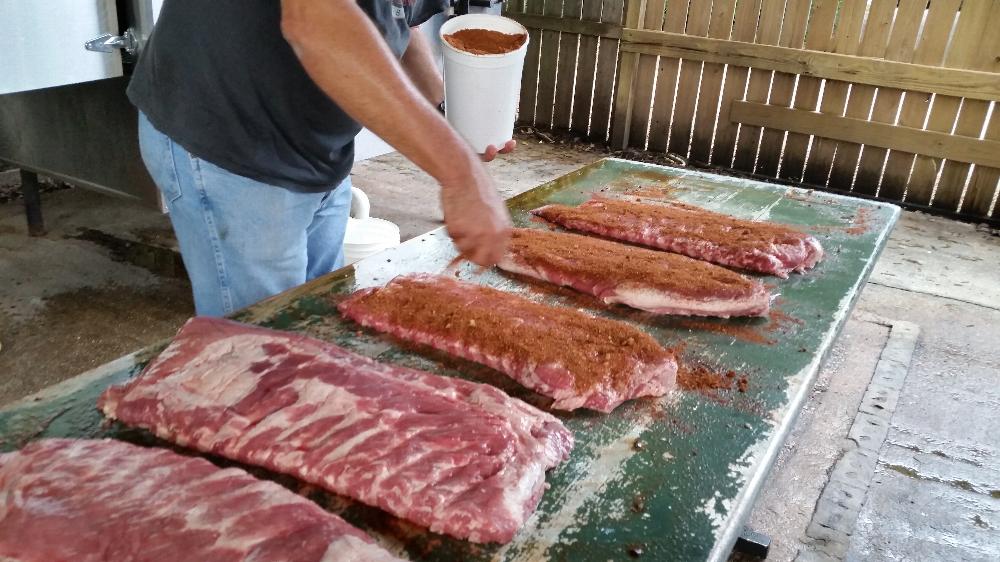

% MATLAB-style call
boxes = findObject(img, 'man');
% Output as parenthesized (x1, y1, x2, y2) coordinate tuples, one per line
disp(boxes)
(129, 0, 513, 316)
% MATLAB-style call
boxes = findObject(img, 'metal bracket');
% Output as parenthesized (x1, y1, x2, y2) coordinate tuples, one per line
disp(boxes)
(733, 526, 771, 558)
(85, 28, 137, 56)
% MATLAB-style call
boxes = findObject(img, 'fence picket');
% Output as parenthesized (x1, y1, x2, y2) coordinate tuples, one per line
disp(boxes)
(825, 0, 896, 191)
(732, 1, 793, 172)
(626, 0, 668, 147)
(665, 0, 715, 157)
(964, 111, 1000, 216)
(710, 0, 763, 167)
(570, 0, 605, 135)
(962, 6, 1000, 216)
(610, 0, 646, 148)
(878, 0, 961, 201)
(778, 0, 839, 182)
(906, 1, 996, 207)
(933, 1, 1000, 212)
(553, 0, 584, 130)
(754, 0, 812, 178)
(851, 0, 924, 195)
(514, 0, 544, 123)
(533, 0, 565, 128)
(801, 0, 869, 187)
(645, 0, 696, 152)
(589, 0, 626, 141)
(687, 0, 739, 164)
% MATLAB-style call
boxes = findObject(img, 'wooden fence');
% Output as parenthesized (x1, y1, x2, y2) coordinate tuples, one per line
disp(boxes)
(505, 0, 1000, 221)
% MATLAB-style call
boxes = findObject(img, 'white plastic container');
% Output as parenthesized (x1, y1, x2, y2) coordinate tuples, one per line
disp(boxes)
(439, 15, 529, 153)
(342, 187, 401, 265)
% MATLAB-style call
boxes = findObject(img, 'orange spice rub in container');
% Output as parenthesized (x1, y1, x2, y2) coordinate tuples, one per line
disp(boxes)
(443, 29, 528, 55)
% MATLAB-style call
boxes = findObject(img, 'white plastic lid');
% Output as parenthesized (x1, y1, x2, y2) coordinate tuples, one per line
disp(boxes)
(343, 216, 401, 248)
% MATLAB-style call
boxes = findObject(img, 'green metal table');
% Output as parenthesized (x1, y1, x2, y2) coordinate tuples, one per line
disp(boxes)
(0, 159, 899, 561)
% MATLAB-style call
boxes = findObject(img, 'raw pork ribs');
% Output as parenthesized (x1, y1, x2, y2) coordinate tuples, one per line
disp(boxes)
(99, 317, 573, 544)
(338, 274, 677, 412)
(533, 198, 824, 277)
(0, 438, 401, 562)
(500, 228, 770, 317)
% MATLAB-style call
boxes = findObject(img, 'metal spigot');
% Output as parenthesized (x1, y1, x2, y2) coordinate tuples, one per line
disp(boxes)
(85, 29, 137, 56)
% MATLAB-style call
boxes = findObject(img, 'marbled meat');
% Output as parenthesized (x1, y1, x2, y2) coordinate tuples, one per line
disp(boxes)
(99, 317, 573, 544)
(0, 438, 401, 562)
(500, 228, 771, 317)
(337, 274, 677, 412)
(533, 198, 824, 278)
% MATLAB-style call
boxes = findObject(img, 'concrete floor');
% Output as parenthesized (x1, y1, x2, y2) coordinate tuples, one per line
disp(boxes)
(0, 141, 997, 560)
(0, 187, 192, 405)
(740, 214, 1000, 561)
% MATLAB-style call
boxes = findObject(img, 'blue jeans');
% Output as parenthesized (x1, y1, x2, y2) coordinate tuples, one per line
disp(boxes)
(138, 113, 352, 316)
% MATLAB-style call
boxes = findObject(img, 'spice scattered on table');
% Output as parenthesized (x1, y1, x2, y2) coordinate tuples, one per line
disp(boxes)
(676, 360, 749, 396)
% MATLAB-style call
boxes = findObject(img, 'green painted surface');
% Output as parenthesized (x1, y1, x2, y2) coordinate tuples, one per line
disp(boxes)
(0, 159, 899, 561)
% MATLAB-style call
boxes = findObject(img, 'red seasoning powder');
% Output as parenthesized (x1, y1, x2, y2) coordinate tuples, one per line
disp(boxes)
(444, 29, 528, 55)
(506, 228, 763, 301)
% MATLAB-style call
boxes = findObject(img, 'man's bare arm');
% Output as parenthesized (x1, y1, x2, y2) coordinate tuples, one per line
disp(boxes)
(281, 0, 509, 265)
(401, 29, 444, 107)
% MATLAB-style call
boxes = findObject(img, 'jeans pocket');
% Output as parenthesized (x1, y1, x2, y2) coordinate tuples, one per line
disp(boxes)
(137, 113, 183, 204)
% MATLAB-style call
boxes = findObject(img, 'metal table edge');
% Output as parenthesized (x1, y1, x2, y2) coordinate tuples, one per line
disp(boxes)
(707, 203, 901, 561)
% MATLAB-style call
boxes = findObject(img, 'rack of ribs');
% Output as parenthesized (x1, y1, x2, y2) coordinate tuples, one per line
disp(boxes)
(338, 274, 677, 413)
(0, 438, 402, 562)
(532, 198, 824, 278)
(99, 317, 573, 544)
(499, 228, 771, 317)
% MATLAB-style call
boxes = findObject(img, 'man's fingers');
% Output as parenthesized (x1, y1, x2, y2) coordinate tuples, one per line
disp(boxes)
(481, 141, 515, 161)
(479, 243, 505, 267)
(459, 240, 490, 267)
(454, 233, 506, 267)
(481, 145, 499, 162)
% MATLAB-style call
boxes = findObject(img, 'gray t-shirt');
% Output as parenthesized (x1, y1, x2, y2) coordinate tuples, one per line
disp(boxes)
(128, 0, 447, 192)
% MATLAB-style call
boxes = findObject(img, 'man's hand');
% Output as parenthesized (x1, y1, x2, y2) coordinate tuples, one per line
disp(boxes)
(439, 160, 511, 266)
(482, 140, 517, 162)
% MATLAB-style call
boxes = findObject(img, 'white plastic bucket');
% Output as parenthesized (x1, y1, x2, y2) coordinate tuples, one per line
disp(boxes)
(343, 187, 401, 265)
(439, 15, 529, 153)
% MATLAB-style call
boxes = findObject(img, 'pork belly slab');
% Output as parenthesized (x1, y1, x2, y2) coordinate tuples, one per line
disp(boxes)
(499, 228, 771, 317)
(338, 274, 677, 413)
(533, 198, 824, 278)
(0, 438, 401, 562)
(99, 317, 573, 544)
